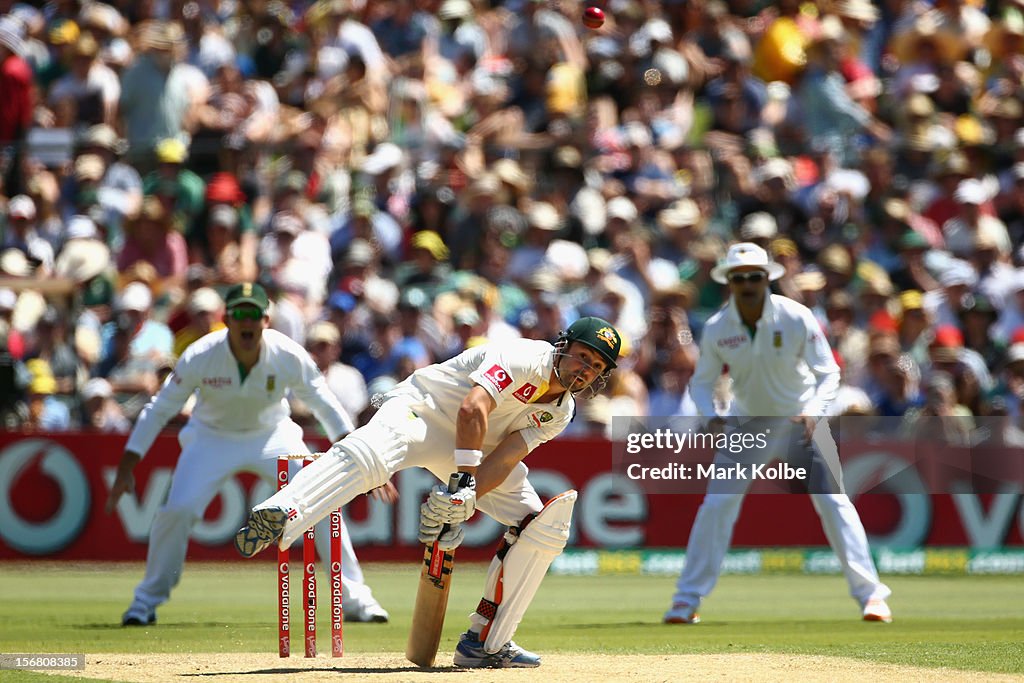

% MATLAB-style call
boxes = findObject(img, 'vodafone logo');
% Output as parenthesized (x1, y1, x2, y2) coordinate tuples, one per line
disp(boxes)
(482, 364, 513, 392)
(513, 383, 538, 403)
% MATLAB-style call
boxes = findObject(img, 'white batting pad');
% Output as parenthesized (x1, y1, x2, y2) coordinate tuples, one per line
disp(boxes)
(264, 441, 388, 549)
(482, 490, 576, 652)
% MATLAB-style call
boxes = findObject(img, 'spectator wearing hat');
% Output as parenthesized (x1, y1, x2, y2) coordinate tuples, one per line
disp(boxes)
(143, 138, 206, 227)
(0, 18, 34, 159)
(76, 123, 143, 221)
(898, 370, 975, 445)
(302, 320, 368, 425)
(3, 195, 54, 275)
(394, 230, 451, 295)
(55, 215, 111, 285)
(960, 292, 1004, 373)
(172, 287, 225, 357)
(189, 203, 248, 286)
(80, 377, 130, 433)
(325, 289, 370, 365)
(99, 281, 173, 375)
(863, 334, 922, 418)
(655, 199, 704, 264)
(507, 202, 563, 284)
(943, 179, 1012, 259)
(25, 304, 83, 401)
(924, 258, 978, 329)
(993, 271, 1024, 344)
(118, 20, 205, 169)
(824, 290, 869, 387)
(738, 157, 808, 236)
(896, 290, 933, 368)
(20, 358, 71, 431)
(797, 16, 891, 167)
(117, 195, 189, 289)
(47, 32, 119, 127)
(926, 324, 994, 413)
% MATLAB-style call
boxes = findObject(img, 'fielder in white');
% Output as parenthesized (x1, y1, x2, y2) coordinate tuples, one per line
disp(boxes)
(106, 283, 390, 626)
(663, 243, 893, 624)
(235, 316, 623, 668)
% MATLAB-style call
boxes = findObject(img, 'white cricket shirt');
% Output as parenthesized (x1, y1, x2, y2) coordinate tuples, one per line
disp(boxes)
(690, 294, 840, 418)
(389, 338, 575, 454)
(126, 329, 353, 457)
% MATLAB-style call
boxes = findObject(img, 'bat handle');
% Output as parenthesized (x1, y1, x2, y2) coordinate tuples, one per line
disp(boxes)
(436, 472, 462, 540)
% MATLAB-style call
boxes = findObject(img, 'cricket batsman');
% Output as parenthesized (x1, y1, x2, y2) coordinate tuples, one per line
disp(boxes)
(235, 316, 623, 668)
(106, 283, 390, 626)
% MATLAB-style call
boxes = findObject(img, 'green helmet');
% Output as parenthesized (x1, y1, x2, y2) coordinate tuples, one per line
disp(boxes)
(560, 316, 621, 369)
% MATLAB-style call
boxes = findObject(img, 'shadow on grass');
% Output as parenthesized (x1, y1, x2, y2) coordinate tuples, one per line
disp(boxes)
(182, 665, 469, 676)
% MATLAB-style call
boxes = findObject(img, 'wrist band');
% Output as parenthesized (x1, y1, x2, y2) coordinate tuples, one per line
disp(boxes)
(454, 448, 483, 467)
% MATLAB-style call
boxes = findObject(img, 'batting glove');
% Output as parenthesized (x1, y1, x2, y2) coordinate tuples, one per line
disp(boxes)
(417, 513, 444, 545)
(424, 477, 476, 524)
(435, 523, 465, 551)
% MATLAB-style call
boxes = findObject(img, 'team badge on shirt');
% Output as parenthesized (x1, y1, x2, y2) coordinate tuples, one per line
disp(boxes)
(266, 375, 276, 391)
(596, 327, 618, 349)
(528, 411, 555, 427)
(482, 364, 513, 392)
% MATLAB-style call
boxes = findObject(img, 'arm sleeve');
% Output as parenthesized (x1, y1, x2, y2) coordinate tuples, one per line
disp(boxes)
(689, 327, 724, 419)
(516, 410, 573, 453)
(124, 353, 199, 457)
(288, 349, 354, 442)
(466, 346, 520, 406)
(800, 311, 840, 417)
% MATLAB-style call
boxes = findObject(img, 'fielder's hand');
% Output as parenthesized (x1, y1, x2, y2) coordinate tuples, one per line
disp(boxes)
(424, 480, 476, 524)
(105, 451, 141, 514)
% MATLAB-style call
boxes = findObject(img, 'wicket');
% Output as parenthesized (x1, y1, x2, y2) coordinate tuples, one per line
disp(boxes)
(276, 454, 344, 658)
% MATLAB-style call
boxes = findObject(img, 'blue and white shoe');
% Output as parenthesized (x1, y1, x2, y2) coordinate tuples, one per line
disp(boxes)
(453, 631, 541, 669)
(121, 603, 156, 627)
(234, 506, 287, 558)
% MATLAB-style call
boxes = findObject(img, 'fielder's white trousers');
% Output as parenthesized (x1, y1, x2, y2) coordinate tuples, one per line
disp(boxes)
(671, 418, 891, 610)
(131, 420, 377, 612)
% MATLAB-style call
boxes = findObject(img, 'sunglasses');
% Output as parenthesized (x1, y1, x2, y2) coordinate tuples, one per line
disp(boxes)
(229, 307, 264, 321)
(727, 271, 767, 284)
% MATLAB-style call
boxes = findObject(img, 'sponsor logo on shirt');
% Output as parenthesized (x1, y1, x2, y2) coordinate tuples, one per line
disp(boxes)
(717, 335, 748, 349)
(481, 364, 513, 392)
(513, 383, 538, 402)
(202, 377, 233, 387)
(773, 330, 782, 348)
(266, 375, 276, 391)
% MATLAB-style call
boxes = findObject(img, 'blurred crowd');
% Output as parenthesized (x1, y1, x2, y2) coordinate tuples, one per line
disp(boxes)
(2, 0, 1024, 446)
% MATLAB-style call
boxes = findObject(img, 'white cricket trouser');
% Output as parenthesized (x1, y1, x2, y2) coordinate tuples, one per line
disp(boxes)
(267, 391, 544, 550)
(131, 419, 377, 612)
(671, 418, 890, 609)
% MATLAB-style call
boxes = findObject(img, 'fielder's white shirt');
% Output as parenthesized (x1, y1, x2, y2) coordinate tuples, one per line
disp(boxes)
(126, 329, 353, 457)
(390, 339, 574, 454)
(691, 294, 840, 418)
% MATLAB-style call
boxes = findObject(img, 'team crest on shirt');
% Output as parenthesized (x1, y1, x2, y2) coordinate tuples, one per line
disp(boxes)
(773, 330, 782, 348)
(266, 375, 276, 391)
(513, 383, 538, 402)
(528, 411, 554, 427)
(595, 327, 618, 349)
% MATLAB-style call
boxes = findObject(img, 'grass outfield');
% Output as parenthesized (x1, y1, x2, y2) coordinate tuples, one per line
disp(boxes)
(1, 561, 1022, 678)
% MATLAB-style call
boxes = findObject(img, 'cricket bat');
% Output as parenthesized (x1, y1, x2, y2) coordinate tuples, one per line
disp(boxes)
(406, 473, 461, 668)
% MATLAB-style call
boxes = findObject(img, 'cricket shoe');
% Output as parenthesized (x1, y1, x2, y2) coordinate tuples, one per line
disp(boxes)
(345, 600, 389, 623)
(862, 598, 893, 623)
(663, 602, 701, 624)
(453, 631, 541, 668)
(121, 604, 156, 627)
(234, 506, 288, 558)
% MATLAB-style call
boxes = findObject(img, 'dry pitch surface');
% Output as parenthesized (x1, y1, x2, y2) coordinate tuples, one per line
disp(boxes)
(39, 653, 1024, 682)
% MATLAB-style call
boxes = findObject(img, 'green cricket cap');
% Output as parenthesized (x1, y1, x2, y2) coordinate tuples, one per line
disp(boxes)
(224, 282, 269, 312)
(562, 316, 621, 369)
